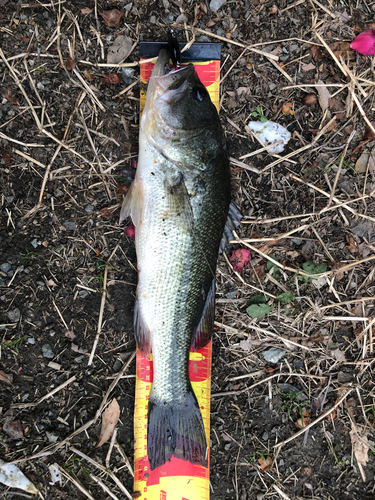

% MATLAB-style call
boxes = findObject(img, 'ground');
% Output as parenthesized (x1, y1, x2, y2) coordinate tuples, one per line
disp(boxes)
(1, 0, 375, 499)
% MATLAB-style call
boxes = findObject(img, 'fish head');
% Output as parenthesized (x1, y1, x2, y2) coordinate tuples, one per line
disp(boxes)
(142, 49, 223, 168)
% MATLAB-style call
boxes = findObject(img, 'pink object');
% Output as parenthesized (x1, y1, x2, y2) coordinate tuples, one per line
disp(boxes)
(131, 160, 138, 169)
(350, 29, 375, 56)
(229, 248, 251, 273)
(125, 224, 135, 239)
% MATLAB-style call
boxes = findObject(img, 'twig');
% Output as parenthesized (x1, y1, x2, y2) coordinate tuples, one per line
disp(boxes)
(55, 464, 95, 500)
(11, 375, 76, 409)
(273, 387, 353, 449)
(328, 130, 356, 206)
(212, 372, 325, 398)
(70, 447, 133, 500)
(91, 475, 120, 500)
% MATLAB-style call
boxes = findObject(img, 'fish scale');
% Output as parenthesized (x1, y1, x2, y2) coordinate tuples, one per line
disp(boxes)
(121, 48, 231, 471)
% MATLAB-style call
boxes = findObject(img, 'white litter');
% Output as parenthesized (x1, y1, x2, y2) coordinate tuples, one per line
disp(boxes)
(247, 120, 291, 154)
(0, 459, 39, 494)
(49, 464, 62, 485)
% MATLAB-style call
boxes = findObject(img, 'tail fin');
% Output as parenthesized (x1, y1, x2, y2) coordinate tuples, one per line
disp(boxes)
(147, 390, 208, 470)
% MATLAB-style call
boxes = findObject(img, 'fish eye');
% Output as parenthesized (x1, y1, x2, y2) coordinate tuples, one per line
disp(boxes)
(192, 86, 207, 102)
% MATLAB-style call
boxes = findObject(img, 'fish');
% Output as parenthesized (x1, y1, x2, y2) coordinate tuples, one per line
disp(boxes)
(120, 48, 231, 470)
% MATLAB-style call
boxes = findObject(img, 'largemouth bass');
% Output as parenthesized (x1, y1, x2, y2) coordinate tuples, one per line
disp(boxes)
(120, 49, 231, 470)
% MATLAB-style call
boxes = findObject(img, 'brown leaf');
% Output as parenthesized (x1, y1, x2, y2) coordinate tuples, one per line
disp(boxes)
(81, 7, 92, 14)
(100, 74, 120, 84)
(4, 87, 18, 104)
(295, 415, 311, 428)
(83, 70, 94, 82)
(99, 9, 124, 28)
(207, 19, 216, 27)
(1, 148, 11, 163)
(350, 424, 369, 467)
(368, 154, 375, 181)
(302, 62, 316, 72)
(0, 370, 13, 384)
(364, 121, 375, 140)
(64, 329, 76, 340)
(304, 93, 317, 106)
(258, 456, 273, 471)
(282, 102, 294, 115)
(200, 1, 207, 14)
(311, 45, 323, 61)
(3, 420, 23, 440)
(330, 41, 353, 60)
(315, 80, 331, 113)
(97, 398, 120, 447)
(65, 58, 75, 71)
(346, 236, 358, 254)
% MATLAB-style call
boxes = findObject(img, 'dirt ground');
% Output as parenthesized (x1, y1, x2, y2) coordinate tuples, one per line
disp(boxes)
(1, 0, 375, 499)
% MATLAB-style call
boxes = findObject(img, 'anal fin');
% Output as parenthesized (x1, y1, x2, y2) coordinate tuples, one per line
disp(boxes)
(192, 279, 215, 351)
(219, 200, 242, 254)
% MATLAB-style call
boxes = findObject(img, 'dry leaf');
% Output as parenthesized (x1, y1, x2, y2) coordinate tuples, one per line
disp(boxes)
(350, 424, 369, 467)
(311, 45, 323, 61)
(302, 62, 316, 72)
(64, 329, 76, 340)
(99, 9, 124, 28)
(295, 415, 311, 428)
(364, 121, 375, 140)
(97, 398, 120, 447)
(331, 347, 346, 362)
(1, 148, 11, 163)
(368, 154, 375, 181)
(81, 7, 92, 14)
(346, 236, 358, 253)
(315, 80, 331, 114)
(0, 460, 39, 494)
(239, 336, 252, 351)
(3, 420, 23, 440)
(258, 456, 273, 471)
(355, 152, 369, 174)
(304, 94, 318, 105)
(330, 41, 353, 59)
(71, 343, 88, 354)
(107, 35, 133, 64)
(282, 102, 294, 115)
(0, 370, 13, 384)
(83, 70, 94, 82)
(4, 87, 18, 104)
(100, 74, 120, 84)
(65, 58, 75, 71)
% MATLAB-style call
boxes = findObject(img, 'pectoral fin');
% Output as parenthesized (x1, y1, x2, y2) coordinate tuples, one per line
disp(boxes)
(119, 179, 144, 226)
(134, 298, 152, 358)
(164, 174, 194, 232)
(192, 279, 215, 351)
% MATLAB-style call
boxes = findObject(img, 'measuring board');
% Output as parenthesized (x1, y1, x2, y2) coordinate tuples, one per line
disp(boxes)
(133, 42, 221, 500)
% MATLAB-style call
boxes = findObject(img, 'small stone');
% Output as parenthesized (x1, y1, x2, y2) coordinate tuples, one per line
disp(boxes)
(46, 431, 59, 443)
(216, 28, 225, 37)
(7, 308, 21, 322)
(210, 0, 226, 12)
(31, 238, 38, 248)
(225, 290, 237, 299)
(63, 221, 75, 231)
(125, 2, 132, 10)
(150, 15, 156, 23)
(0, 263, 11, 273)
(79, 290, 89, 299)
(37, 82, 45, 91)
(279, 459, 285, 466)
(261, 430, 269, 441)
(85, 204, 95, 213)
(262, 347, 285, 364)
(55, 188, 64, 197)
(5, 196, 14, 203)
(28, 338, 35, 344)
(42, 344, 55, 359)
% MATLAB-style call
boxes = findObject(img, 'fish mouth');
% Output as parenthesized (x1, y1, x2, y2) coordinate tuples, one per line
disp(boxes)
(157, 64, 195, 90)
